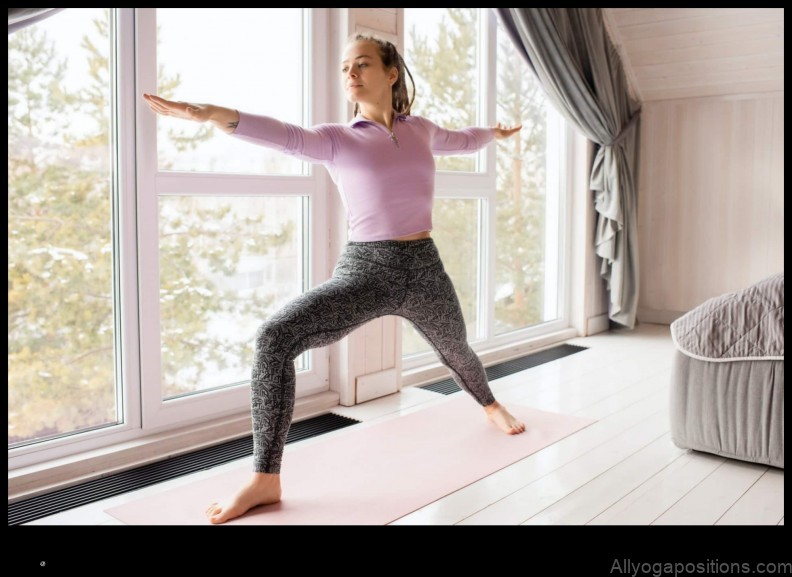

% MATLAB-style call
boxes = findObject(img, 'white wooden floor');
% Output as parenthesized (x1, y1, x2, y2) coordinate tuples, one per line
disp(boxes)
(26, 323, 784, 525)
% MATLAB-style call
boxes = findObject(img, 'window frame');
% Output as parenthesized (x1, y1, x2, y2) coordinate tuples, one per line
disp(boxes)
(8, 7, 333, 469)
(136, 8, 331, 430)
(9, 8, 141, 469)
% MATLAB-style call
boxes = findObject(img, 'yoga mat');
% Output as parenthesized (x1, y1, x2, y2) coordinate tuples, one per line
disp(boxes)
(105, 397, 594, 525)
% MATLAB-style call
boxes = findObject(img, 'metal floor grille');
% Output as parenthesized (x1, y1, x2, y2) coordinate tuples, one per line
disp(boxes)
(8, 412, 359, 526)
(420, 343, 588, 395)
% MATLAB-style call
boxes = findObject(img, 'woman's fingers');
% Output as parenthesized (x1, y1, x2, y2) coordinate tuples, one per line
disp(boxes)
(143, 93, 176, 115)
(143, 93, 173, 111)
(145, 100, 171, 115)
(142, 93, 203, 120)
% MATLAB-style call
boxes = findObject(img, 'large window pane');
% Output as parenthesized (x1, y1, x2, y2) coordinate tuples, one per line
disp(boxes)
(403, 199, 480, 356)
(493, 22, 559, 334)
(156, 8, 305, 175)
(8, 9, 119, 446)
(404, 8, 480, 172)
(159, 196, 306, 399)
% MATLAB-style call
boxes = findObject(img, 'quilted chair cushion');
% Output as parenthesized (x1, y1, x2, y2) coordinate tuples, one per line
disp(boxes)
(671, 273, 784, 362)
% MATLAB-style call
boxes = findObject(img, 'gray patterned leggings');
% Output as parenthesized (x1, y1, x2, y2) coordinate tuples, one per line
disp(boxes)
(250, 238, 496, 473)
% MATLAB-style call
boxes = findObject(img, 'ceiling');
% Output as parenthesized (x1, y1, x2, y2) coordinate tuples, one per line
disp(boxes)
(603, 8, 784, 102)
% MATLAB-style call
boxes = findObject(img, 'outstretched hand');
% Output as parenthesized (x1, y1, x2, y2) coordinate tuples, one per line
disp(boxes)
(142, 93, 241, 133)
(142, 93, 214, 123)
(492, 122, 522, 140)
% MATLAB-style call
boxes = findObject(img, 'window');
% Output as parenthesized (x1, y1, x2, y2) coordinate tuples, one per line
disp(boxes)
(138, 8, 329, 427)
(8, 9, 119, 448)
(8, 8, 564, 470)
(9, 8, 330, 465)
(154, 9, 305, 176)
(402, 8, 568, 366)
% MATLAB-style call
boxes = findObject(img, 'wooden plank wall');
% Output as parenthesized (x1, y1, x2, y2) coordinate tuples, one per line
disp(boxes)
(637, 93, 784, 322)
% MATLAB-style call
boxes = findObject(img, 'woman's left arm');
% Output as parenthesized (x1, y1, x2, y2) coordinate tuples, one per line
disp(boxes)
(422, 117, 522, 155)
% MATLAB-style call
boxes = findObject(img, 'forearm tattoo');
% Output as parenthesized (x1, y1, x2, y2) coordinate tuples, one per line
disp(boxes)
(227, 120, 239, 130)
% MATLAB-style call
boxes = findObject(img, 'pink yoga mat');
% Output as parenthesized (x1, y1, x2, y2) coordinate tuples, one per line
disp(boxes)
(105, 397, 594, 525)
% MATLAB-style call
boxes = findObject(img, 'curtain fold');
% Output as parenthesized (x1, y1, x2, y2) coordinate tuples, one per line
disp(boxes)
(495, 8, 641, 329)
(8, 8, 65, 34)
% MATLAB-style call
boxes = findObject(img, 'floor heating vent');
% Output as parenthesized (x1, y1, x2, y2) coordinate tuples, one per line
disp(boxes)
(419, 343, 588, 395)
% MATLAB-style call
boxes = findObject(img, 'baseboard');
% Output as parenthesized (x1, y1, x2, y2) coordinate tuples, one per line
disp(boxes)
(637, 308, 686, 325)
(355, 367, 399, 404)
(586, 313, 610, 335)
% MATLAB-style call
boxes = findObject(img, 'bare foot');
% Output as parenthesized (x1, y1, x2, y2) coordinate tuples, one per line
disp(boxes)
(484, 401, 526, 435)
(205, 472, 282, 524)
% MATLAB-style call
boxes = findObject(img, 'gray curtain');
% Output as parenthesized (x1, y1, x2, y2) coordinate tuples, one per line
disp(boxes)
(495, 8, 641, 329)
(8, 8, 65, 34)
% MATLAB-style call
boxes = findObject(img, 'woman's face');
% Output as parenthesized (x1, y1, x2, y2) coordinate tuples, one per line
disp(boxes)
(341, 40, 397, 109)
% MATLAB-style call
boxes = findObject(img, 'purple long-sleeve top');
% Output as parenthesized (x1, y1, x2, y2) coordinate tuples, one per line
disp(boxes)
(231, 111, 495, 242)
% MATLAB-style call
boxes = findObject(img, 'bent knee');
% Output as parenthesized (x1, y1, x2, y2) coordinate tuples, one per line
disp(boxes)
(255, 320, 289, 356)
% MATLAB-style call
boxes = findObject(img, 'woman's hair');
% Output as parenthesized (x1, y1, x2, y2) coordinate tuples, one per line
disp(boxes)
(350, 33, 416, 117)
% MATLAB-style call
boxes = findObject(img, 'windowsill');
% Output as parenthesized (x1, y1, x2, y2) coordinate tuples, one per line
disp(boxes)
(8, 390, 340, 504)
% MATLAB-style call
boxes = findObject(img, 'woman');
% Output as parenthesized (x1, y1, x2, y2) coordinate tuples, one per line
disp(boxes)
(144, 33, 525, 524)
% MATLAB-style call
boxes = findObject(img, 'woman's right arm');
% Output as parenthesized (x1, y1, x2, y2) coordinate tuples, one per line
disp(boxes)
(143, 93, 240, 134)
(142, 93, 335, 162)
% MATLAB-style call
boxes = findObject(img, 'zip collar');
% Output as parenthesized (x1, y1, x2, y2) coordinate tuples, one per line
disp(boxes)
(348, 111, 408, 128)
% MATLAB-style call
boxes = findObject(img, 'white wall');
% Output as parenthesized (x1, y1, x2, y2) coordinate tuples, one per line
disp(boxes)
(637, 93, 784, 323)
(568, 137, 610, 336)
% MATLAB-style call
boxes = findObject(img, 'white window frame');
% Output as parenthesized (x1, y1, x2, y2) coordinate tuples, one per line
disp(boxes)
(9, 8, 142, 469)
(402, 8, 571, 372)
(8, 8, 332, 469)
(136, 8, 330, 429)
